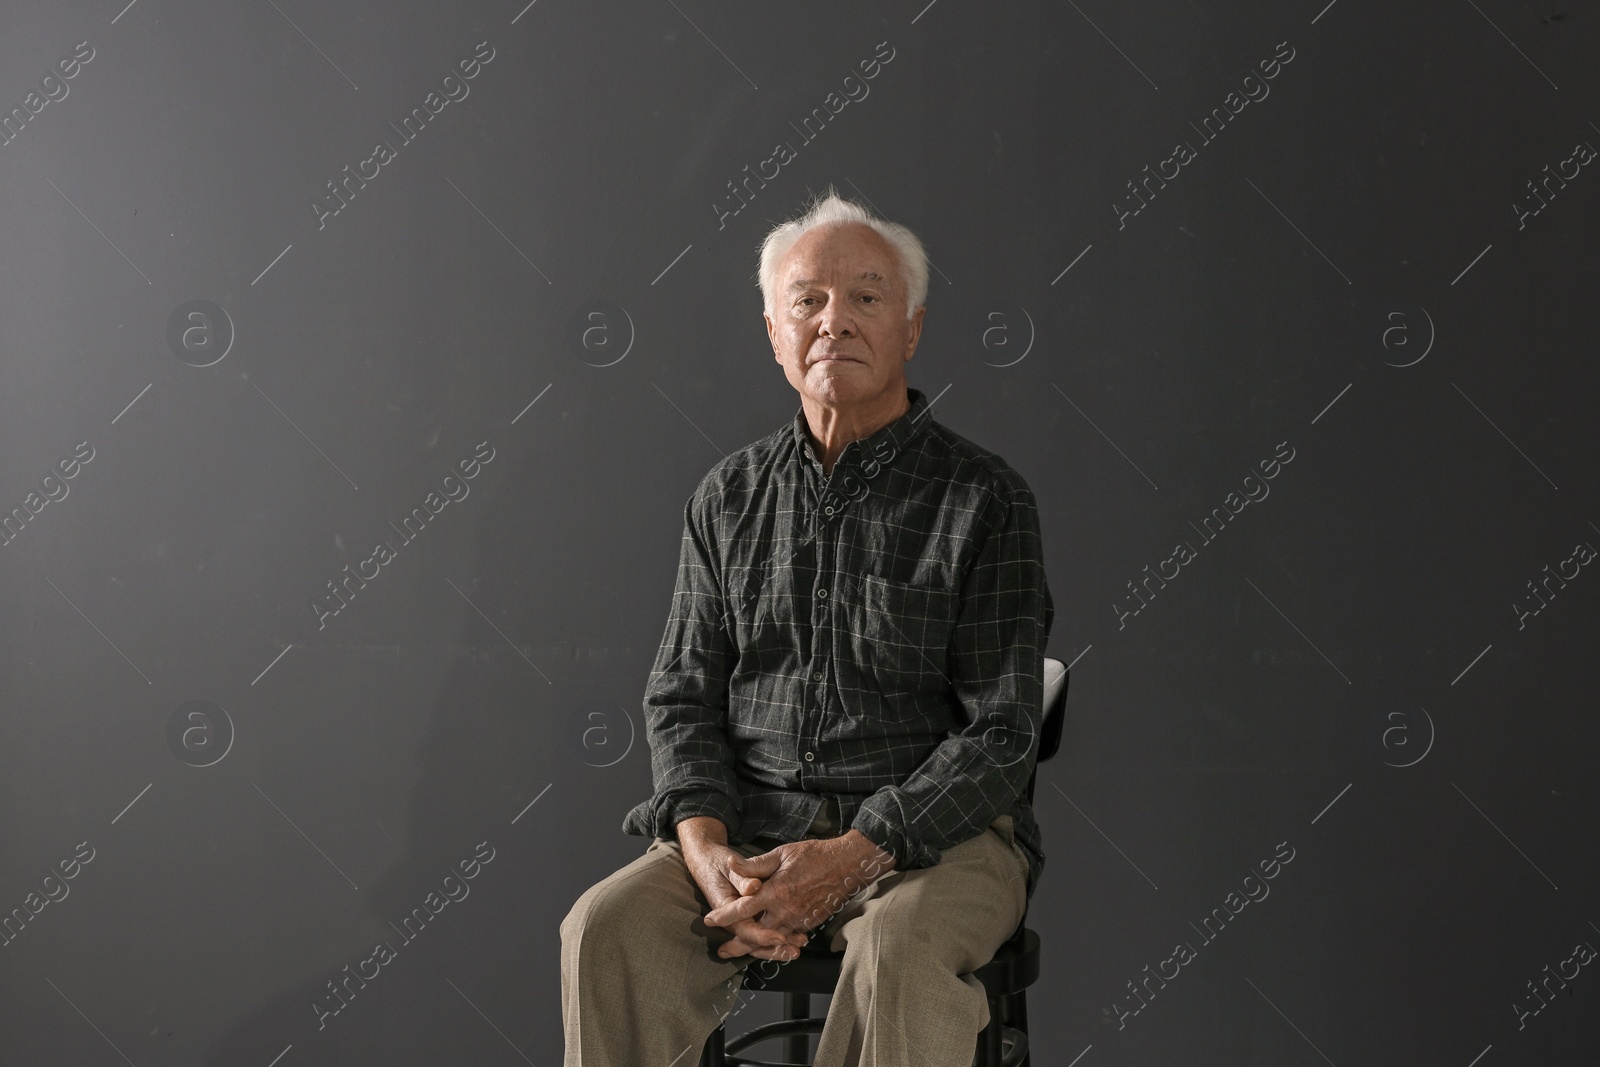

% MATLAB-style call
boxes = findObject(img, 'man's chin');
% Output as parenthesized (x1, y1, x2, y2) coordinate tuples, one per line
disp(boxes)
(805, 365, 872, 397)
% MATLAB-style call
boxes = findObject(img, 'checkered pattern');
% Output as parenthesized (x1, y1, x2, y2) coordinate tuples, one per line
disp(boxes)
(621, 386, 1055, 899)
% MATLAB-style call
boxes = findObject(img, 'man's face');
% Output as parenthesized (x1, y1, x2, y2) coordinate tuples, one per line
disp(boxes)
(764, 222, 925, 409)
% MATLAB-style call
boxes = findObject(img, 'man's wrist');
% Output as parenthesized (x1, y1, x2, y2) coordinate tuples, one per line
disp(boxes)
(837, 828, 896, 881)
(675, 815, 728, 849)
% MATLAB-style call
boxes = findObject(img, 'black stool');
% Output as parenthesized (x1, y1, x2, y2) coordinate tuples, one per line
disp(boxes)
(699, 658, 1069, 1067)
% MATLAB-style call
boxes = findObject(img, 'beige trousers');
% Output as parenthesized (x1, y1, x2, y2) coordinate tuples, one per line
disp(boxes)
(560, 815, 1030, 1067)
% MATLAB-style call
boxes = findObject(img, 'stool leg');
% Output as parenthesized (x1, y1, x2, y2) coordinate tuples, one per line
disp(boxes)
(784, 992, 809, 1064)
(1012, 991, 1030, 1067)
(978, 999, 1003, 1066)
(700, 1021, 726, 1067)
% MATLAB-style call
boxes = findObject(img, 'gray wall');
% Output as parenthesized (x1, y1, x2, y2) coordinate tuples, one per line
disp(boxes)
(2, 1, 1596, 1063)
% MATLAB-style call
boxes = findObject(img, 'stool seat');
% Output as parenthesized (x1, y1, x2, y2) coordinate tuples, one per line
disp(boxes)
(709, 923, 1040, 1066)
(741, 926, 1040, 1000)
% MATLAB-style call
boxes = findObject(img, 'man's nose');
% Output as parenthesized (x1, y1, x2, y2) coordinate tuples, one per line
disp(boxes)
(818, 299, 856, 336)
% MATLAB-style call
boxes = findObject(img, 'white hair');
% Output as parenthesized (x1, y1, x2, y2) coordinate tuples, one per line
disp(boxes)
(757, 184, 929, 321)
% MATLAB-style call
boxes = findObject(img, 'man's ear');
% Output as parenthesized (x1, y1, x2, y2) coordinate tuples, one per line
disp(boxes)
(904, 305, 926, 361)
(764, 312, 781, 361)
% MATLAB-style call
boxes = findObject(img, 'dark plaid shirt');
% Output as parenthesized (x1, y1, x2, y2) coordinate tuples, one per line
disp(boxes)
(621, 385, 1054, 900)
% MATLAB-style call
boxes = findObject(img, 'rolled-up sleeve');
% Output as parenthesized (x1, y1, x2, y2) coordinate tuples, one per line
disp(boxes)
(851, 484, 1053, 870)
(620, 489, 744, 840)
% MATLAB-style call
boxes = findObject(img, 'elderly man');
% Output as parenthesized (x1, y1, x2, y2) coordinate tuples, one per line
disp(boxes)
(560, 187, 1054, 1066)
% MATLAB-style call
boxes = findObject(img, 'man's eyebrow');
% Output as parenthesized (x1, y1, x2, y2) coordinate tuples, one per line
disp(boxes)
(784, 271, 891, 292)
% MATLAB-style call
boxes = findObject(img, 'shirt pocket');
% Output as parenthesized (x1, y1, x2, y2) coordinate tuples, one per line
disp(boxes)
(852, 573, 959, 700)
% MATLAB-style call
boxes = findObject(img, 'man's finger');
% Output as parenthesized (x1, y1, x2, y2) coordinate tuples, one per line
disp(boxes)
(733, 913, 805, 945)
(718, 938, 792, 961)
(739, 915, 798, 948)
(704, 892, 767, 928)
(716, 935, 754, 959)
(718, 934, 789, 959)
(730, 851, 783, 880)
(714, 909, 811, 963)
(717, 927, 802, 960)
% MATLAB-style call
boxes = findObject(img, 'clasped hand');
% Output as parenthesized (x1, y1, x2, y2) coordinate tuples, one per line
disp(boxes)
(690, 834, 895, 962)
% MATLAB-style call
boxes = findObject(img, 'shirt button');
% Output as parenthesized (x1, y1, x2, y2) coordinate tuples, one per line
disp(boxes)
(824, 506, 834, 515)
(812, 670, 824, 681)
(804, 751, 815, 761)
(817, 588, 828, 599)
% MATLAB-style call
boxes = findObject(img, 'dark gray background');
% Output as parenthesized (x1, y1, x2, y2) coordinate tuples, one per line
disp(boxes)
(2, 1, 1596, 1064)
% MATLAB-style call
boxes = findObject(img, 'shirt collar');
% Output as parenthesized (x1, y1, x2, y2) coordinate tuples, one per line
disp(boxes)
(792, 386, 931, 472)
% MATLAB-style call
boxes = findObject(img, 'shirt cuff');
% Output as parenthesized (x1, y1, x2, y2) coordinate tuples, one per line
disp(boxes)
(621, 786, 741, 841)
(850, 790, 941, 872)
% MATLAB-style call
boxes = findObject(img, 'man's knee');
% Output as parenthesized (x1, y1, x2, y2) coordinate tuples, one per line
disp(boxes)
(841, 893, 941, 961)
(561, 871, 637, 955)
(562, 853, 686, 957)
(559, 888, 592, 950)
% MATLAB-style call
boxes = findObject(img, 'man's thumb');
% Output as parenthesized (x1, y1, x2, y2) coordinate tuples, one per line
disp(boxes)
(729, 851, 781, 886)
